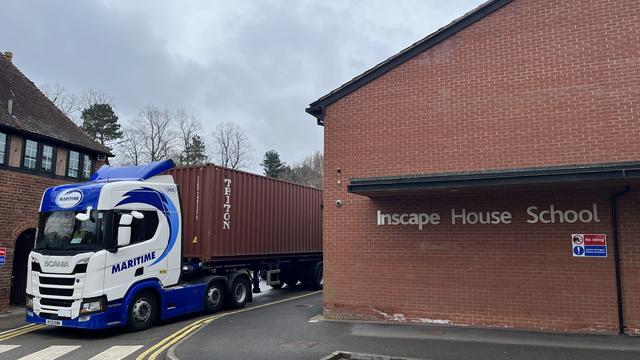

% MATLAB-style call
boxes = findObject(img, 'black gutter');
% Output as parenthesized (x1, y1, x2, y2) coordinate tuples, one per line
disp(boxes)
(611, 186, 630, 335)
(306, 0, 513, 125)
(348, 163, 640, 195)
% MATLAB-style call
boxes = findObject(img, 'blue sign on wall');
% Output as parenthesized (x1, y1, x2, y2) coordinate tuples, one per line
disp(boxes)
(0, 255, 5, 265)
(572, 234, 607, 258)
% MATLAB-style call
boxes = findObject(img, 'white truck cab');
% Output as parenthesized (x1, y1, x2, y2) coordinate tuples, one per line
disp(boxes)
(25, 160, 247, 331)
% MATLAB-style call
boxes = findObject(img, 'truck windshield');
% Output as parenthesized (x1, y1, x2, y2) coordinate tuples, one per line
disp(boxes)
(35, 211, 105, 252)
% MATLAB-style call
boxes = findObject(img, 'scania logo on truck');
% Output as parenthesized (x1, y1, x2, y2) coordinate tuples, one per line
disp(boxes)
(55, 189, 83, 208)
(44, 260, 70, 267)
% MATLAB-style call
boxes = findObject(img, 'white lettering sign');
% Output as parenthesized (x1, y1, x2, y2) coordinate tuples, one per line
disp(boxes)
(223, 179, 231, 229)
(377, 203, 600, 230)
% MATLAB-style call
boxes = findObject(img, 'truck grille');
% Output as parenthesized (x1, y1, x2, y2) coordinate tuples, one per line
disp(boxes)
(39, 313, 71, 321)
(39, 287, 74, 297)
(40, 298, 74, 307)
(39, 277, 75, 286)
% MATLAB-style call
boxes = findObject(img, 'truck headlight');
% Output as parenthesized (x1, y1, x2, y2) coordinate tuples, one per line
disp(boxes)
(80, 296, 106, 314)
(26, 295, 34, 310)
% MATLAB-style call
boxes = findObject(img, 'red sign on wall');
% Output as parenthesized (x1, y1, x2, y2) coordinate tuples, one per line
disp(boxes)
(0, 248, 5, 256)
(583, 234, 606, 246)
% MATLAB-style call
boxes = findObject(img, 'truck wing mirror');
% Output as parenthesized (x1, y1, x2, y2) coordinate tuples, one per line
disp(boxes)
(117, 214, 133, 247)
(117, 226, 131, 247)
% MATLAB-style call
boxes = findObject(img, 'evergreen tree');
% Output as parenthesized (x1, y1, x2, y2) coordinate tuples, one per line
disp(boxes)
(181, 134, 208, 165)
(261, 150, 285, 177)
(80, 103, 122, 148)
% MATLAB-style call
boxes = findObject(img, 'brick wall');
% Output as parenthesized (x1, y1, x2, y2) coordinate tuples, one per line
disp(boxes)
(0, 169, 67, 312)
(321, 0, 640, 333)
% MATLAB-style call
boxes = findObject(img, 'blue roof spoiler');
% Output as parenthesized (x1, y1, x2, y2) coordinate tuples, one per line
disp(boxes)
(89, 159, 175, 182)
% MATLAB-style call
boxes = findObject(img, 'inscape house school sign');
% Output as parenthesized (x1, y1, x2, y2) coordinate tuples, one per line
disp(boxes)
(377, 204, 601, 230)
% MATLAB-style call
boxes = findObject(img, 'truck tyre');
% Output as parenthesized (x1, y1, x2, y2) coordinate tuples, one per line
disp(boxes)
(205, 282, 225, 313)
(307, 262, 323, 290)
(228, 276, 250, 309)
(127, 290, 157, 331)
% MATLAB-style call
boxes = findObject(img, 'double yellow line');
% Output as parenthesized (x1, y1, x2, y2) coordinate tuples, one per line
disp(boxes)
(0, 323, 47, 341)
(136, 290, 322, 360)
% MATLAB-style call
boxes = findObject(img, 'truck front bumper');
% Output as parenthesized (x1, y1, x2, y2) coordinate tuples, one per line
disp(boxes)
(25, 303, 124, 330)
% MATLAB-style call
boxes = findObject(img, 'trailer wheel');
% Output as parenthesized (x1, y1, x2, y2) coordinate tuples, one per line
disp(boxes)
(204, 282, 225, 313)
(127, 290, 157, 331)
(307, 262, 323, 290)
(228, 277, 250, 309)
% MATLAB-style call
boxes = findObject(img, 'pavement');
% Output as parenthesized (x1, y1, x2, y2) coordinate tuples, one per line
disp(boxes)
(173, 292, 640, 360)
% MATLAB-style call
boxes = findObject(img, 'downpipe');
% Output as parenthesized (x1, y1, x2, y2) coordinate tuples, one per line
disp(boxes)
(611, 186, 630, 335)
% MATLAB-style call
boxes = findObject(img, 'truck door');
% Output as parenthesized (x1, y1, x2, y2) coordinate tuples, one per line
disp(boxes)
(103, 210, 164, 300)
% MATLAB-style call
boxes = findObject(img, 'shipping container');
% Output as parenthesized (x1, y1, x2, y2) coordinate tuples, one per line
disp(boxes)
(169, 164, 323, 262)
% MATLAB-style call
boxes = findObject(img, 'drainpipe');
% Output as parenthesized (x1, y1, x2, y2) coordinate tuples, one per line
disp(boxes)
(611, 186, 630, 335)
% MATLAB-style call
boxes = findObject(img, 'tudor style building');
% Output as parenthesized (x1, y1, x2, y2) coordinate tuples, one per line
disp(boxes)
(307, 0, 640, 334)
(0, 51, 111, 311)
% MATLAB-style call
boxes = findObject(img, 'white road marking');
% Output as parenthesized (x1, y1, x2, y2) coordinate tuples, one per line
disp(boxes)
(17, 345, 80, 360)
(88, 345, 144, 360)
(0, 344, 20, 354)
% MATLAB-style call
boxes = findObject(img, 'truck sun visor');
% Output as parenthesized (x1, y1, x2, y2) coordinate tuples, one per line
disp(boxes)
(90, 159, 176, 182)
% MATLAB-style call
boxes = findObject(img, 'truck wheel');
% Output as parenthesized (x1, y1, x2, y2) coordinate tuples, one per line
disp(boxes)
(307, 262, 323, 290)
(204, 282, 225, 313)
(228, 277, 250, 309)
(127, 290, 157, 331)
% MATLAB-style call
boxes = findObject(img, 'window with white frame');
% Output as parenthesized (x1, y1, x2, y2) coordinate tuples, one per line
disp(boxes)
(82, 154, 92, 179)
(68, 150, 79, 177)
(23, 139, 38, 170)
(41, 145, 54, 173)
(0, 132, 6, 164)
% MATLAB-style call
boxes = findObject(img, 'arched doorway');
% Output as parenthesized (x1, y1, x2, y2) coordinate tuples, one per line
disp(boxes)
(10, 229, 35, 305)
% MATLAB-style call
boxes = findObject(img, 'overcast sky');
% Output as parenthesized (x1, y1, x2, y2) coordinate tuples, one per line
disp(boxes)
(1, 0, 484, 172)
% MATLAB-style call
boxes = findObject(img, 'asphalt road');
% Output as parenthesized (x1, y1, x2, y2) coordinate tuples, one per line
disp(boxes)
(173, 292, 640, 360)
(4, 285, 640, 360)
(0, 282, 315, 360)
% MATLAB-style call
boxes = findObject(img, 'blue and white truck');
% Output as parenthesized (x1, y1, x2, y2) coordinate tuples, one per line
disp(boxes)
(25, 160, 323, 331)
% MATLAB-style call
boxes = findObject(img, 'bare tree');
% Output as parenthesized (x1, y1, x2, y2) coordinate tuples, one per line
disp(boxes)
(175, 109, 206, 165)
(41, 82, 80, 117)
(211, 122, 252, 170)
(279, 151, 323, 189)
(80, 89, 113, 110)
(135, 104, 176, 162)
(116, 128, 146, 166)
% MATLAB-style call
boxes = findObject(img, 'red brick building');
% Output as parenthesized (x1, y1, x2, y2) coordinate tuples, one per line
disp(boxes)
(306, 0, 640, 334)
(0, 52, 110, 312)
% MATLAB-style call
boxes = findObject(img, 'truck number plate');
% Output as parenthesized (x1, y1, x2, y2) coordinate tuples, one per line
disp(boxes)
(45, 319, 62, 326)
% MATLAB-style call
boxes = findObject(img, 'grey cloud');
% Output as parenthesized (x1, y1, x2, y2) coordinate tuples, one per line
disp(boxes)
(1, 0, 485, 172)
